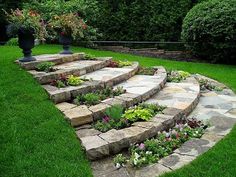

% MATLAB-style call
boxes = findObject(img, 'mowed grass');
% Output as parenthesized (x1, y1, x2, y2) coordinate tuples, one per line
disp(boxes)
(0, 44, 236, 177)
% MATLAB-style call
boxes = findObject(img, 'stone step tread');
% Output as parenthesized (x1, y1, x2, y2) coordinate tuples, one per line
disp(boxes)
(56, 66, 167, 127)
(17, 53, 84, 70)
(145, 77, 200, 112)
(115, 66, 166, 95)
(83, 62, 138, 82)
(79, 77, 200, 160)
(43, 62, 139, 103)
(29, 57, 112, 84)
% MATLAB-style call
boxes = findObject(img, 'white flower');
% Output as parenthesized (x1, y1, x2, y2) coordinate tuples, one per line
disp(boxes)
(115, 163, 121, 169)
(133, 159, 138, 166)
(146, 151, 152, 155)
(134, 152, 140, 159)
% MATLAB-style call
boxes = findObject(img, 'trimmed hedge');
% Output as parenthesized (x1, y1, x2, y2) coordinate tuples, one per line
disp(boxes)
(182, 0, 236, 64)
(96, 0, 196, 41)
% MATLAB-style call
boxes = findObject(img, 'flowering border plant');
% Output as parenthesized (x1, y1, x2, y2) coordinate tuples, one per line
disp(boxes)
(114, 118, 207, 168)
(49, 13, 87, 40)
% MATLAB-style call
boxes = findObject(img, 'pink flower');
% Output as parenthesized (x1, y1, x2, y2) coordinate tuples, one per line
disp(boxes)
(139, 143, 145, 150)
(102, 116, 110, 123)
(61, 32, 65, 36)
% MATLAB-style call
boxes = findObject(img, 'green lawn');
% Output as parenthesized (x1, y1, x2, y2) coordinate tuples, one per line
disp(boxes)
(0, 44, 235, 177)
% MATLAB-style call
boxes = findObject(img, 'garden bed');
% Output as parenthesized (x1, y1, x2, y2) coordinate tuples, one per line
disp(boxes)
(93, 103, 166, 133)
(113, 118, 207, 168)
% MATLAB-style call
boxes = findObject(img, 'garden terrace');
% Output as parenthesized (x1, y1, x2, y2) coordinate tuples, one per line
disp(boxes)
(43, 61, 139, 103)
(2, 45, 236, 177)
(78, 76, 200, 160)
(91, 75, 236, 177)
(29, 57, 112, 84)
(56, 66, 167, 126)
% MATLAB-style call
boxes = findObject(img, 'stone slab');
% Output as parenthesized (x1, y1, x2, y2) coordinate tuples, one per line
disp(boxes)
(17, 53, 84, 70)
(80, 135, 110, 160)
(56, 102, 77, 112)
(63, 106, 93, 126)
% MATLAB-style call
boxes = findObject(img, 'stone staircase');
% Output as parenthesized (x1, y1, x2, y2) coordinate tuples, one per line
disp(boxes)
(17, 53, 236, 177)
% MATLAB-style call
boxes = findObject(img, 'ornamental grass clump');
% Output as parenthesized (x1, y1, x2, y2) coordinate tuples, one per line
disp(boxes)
(114, 118, 207, 168)
(4, 8, 47, 41)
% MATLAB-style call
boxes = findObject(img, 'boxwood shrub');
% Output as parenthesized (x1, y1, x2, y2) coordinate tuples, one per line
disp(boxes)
(181, 0, 236, 64)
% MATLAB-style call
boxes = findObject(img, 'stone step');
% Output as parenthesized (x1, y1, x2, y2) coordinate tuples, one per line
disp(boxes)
(78, 76, 200, 160)
(91, 75, 236, 177)
(43, 62, 139, 103)
(56, 66, 167, 127)
(28, 57, 112, 84)
(17, 53, 84, 70)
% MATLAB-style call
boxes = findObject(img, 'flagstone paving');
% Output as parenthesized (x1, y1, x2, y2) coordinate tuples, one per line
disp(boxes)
(91, 75, 236, 177)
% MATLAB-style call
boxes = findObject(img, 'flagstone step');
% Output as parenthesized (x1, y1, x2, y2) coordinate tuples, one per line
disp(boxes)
(90, 75, 236, 177)
(56, 66, 167, 127)
(17, 53, 85, 70)
(28, 57, 112, 84)
(79, 77, 200, 160)
(43, 62, 139, 103)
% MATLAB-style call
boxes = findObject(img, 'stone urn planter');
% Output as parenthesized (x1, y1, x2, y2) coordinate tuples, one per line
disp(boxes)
(59, 34, 73, 55)
(18, 28, 36, 62)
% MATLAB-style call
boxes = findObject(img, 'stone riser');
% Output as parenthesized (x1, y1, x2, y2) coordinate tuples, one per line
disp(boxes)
(29, 57, 112, 84)
(16, 53, 85, 70)
(43, 62, 140, 103)
(57, 72, 167, 127)
(79, 77, 200, 160)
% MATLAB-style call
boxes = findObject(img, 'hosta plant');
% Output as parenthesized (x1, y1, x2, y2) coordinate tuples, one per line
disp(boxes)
(51, 75, 85, 87)
(93, 103, 165, 132)
(167, 70, 190, 83)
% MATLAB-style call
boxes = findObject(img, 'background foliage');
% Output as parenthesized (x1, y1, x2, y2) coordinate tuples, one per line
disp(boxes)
(182, 0, 236, 64)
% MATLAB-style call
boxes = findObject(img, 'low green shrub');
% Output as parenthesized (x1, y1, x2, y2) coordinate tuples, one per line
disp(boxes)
(74, 86, 126, 106)
(182, 0, 236, 64)
(36, 62, 56, 72)
(167, 70, 190, 82)
(138, 67, 157, 75)
(5, 38, 18, 46)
